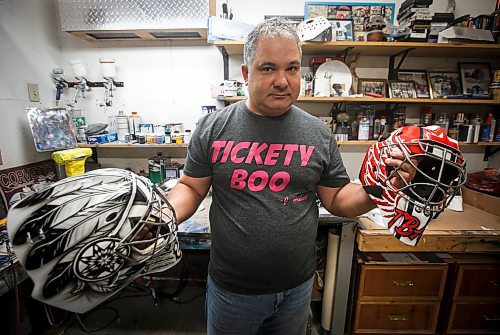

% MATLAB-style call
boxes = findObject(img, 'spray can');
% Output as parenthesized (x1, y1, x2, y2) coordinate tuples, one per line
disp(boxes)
(129, 112, 142, 140)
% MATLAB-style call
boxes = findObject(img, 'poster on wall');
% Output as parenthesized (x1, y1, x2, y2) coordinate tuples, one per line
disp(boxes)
(304, 2, 395, 41)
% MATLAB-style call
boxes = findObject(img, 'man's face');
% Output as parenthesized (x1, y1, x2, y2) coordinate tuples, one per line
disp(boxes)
(241, 36, 301, 116)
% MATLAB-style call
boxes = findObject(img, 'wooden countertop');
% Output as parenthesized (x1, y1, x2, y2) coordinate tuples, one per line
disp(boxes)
(357, 204, 500, 253)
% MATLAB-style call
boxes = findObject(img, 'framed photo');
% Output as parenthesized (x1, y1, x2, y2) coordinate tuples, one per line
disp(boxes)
(358, 78, 387, 97)
(331, 19, 354, 41)
(427, 70, 463, 98)
(396, 70, 431, 98)
(388, 80, 418, 99)
(459, 62, 492, 98)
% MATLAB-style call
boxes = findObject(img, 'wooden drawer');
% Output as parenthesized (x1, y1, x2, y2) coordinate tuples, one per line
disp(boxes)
(358, 265, 447, 300)
(447, 302, 500, 333)
(455, 265, 500, 299)
(353, 301, 440, 333)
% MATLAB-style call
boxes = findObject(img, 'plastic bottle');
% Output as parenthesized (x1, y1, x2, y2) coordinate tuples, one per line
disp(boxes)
(129, 112, 142, 140)
(358, 115, 370, 141)
(115, 110, 129, 142)
(481, 113, 493, 142)
(373, 118, 381, 140)
(184, 129, 192, 144)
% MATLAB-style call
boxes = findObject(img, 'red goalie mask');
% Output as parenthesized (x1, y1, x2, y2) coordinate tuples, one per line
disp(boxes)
(359, 126, 466, 246)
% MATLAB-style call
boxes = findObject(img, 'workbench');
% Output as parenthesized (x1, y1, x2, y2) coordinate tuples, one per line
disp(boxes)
(357, 204, 500, 253)
(352, 204, 500, 335)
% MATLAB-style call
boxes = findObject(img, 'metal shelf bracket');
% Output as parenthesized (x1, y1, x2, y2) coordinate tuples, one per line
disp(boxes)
(217, 46, 229, 80)
(483, 145, 500, 161)
(388, 48, 415, 80)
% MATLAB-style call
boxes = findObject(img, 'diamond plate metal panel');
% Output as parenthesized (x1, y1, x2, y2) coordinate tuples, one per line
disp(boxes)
(58, 0, 210, 31)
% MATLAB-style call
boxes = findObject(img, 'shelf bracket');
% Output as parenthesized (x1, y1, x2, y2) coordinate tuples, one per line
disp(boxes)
(339, 47, 354, 62)
(217, 46, 229, 80)
(388, 48, 415, 80)
(483, 146, 500, 161)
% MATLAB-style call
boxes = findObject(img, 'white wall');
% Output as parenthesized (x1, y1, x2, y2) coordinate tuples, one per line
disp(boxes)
(0, 0, 498, 177)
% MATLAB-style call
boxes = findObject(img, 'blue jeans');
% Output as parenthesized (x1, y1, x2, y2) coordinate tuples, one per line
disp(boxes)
(205, 275, 313, 335)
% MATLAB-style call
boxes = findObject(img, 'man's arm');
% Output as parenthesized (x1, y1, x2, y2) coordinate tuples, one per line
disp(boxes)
(317, 183, 375, 218)
(317, 152, 417, 218)
(166, 174, 212, 224)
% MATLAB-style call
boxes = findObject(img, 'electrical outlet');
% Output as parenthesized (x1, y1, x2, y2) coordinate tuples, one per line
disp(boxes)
(27, 83, 40, 102)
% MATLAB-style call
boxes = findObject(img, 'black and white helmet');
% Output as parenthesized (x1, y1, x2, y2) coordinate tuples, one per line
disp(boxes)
(7, 168, 181, 313)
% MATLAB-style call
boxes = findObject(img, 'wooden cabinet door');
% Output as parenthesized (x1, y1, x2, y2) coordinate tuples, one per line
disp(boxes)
(448, 302, 500, 333)
(454, 265, 500, 299)
(359, 265, 447, 300)
(354, 301, 440, 333)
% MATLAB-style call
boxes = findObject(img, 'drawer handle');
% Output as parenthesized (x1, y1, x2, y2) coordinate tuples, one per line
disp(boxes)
(393, 280, 414, 287)
(483, 314, 500, 321)
(388, 314, 407, 321)
(489, 280, 499, 288)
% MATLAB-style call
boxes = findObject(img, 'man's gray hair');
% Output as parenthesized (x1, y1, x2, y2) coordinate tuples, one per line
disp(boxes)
(244, 18, 302, 70)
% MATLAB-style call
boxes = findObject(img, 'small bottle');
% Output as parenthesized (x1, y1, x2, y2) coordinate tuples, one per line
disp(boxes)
(174, 131, 183, 144)
(165, 129, 172, 144)
(129, 111, 142, 140)
(184, 129, 192, 144)
(358, 115, 370, 141)
(373, 118, 381, 140)
(379, 116, 387, 138)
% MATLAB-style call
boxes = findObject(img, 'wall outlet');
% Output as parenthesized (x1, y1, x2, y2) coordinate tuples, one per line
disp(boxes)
(27, 83, 40, 102)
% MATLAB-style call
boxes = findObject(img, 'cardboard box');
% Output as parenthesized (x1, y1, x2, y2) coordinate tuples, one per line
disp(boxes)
(461, 186, 500, 217)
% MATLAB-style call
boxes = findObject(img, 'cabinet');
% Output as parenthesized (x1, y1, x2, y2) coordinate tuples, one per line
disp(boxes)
(353, 259, 447, 334)
(215, 41, 500, 157)
(441, 255, 500, 334)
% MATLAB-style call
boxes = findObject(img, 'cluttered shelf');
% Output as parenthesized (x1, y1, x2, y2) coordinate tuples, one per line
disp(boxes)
(78, 143, 189, 149)
(219, 96, 500, 105)
(214, 40, 500, 58)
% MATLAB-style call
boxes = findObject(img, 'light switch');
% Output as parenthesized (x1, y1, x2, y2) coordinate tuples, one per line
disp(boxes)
(28, 83, 40, 102)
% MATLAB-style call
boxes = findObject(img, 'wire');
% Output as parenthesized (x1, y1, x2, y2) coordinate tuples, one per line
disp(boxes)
(75, 307, 120, 334)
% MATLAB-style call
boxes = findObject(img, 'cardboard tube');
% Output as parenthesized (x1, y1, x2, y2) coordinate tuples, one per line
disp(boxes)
(321, 229, 340, 331)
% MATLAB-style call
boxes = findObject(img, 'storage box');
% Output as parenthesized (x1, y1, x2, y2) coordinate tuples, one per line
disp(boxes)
(438, 27, 494, 44)
(87, 133, 118, 144)
(461, 186, 500, 216)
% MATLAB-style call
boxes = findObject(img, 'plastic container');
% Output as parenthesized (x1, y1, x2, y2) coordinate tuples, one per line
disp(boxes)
(115, 111, 129, 142)
(129, 112, 142, 139)
(184, 129, 192, 143)
(99, 58, 116, 78)
(69, 59, 87, 77)
(358, 115, 370, 141)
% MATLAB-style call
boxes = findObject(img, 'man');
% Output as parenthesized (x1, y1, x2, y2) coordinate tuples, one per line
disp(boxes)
(166, 18, 415, 335)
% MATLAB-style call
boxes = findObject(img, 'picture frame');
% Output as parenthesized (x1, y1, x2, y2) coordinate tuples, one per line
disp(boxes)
(357, 78, 387, 97)
(427, 70, 463, 98)
(458, 62, 492, 98)
(330, 19, 354, 41)
(388, 80, 418, 99)
(396, 69, 431, 98)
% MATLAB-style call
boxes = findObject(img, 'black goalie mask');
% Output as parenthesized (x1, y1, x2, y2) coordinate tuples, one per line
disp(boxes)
(7, 168, 181, 313)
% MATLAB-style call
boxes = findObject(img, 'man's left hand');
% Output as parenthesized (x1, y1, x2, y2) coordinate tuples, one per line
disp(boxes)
(385, 150, 417, 189)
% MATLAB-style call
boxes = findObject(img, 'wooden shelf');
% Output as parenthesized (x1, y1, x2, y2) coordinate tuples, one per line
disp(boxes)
(337, 141, 500, 146)
(214, 40, 500, 58)
(220, 96, 500, 105)
(78, 143, 188, 149)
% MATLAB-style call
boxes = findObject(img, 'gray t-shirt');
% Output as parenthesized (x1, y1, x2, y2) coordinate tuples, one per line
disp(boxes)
(183, 100, 349, 294)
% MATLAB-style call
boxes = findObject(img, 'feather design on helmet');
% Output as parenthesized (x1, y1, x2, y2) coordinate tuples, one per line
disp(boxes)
(24, 195, 130, 270)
